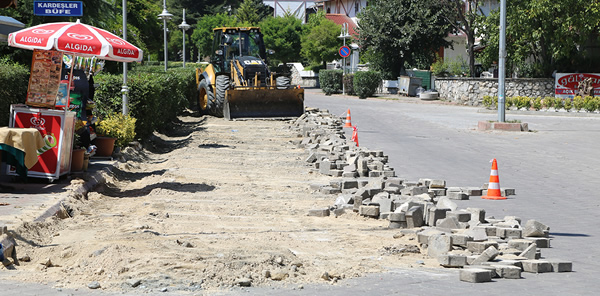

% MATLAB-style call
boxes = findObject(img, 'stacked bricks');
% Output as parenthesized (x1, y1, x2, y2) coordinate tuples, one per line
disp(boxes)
(291, 108, 572, 283)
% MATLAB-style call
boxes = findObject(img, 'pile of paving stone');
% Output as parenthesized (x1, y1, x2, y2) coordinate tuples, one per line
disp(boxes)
(290, 108, 572, 283)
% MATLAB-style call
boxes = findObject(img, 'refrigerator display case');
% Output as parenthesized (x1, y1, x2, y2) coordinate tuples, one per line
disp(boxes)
(8, 104, 76, 180)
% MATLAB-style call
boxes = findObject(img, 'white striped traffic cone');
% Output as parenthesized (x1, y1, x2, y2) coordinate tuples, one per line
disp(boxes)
(482, 158, 505, 200)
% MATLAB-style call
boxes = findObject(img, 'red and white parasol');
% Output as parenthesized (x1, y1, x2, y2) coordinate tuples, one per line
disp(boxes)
(8, 19, 143, 63)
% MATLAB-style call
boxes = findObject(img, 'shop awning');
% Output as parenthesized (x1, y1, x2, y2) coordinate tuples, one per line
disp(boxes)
(0, 16, 24, 43)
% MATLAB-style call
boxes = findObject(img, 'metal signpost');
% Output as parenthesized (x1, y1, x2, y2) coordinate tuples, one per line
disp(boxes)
(338, 23, 351, 95)
(178, 9, 190, 68)
(34, 1, 83, 16)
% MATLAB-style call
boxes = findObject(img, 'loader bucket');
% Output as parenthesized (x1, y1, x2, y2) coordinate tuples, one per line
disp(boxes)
(223, 88, 305, 120)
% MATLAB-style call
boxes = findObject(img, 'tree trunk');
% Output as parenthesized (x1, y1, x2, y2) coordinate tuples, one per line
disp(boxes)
(467, 33, 476, 77)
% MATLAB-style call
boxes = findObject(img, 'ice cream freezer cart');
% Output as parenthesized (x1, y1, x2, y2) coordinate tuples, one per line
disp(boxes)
(8, 104, 76, 180)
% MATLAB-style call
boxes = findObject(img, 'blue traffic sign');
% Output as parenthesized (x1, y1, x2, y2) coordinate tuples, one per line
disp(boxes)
(34, 1, 83, 17)
(339, 46, 351, 58)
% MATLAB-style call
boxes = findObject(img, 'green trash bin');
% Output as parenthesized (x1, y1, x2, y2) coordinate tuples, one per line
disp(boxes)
(407, 70, 431, 90)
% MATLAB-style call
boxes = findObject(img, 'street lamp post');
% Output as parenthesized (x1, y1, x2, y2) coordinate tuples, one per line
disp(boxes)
(338, 23, 350, 95)
(157, 0, 172, 72)
(122, 0, 128, 115)
(178, 9, 190, 68)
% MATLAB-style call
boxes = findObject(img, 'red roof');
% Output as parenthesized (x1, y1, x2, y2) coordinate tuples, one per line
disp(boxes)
(324, 14, 358, 37)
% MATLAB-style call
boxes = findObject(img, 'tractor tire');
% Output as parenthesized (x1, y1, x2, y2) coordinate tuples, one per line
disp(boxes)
(197, 79, 215, 115)
(215, 75, 230, 118)
(276, 76, 291, 89)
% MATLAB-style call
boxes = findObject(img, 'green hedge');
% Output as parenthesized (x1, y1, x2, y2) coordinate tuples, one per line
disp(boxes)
(353, 71, 381, 99)
(0, 59, 30, 126)
(482, 95, 600, 113)
(343, 73, 355, 96)
(319, 70, 342, 95)
(94, 66, 196, 139)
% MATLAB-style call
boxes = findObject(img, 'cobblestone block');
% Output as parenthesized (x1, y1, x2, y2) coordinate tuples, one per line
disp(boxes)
(359, 205, 379, 218)
(471, 246, 499, 265)
(388, 221, 407, 229)
(428, 188, 446, 196)
(467, 241, 499, 254)
(427, 207, 450, 226)
(524, 237, 550, 248)
(523, 220, 549, 237)
(464, 187, 482, 196)
(372, 193, 393, 213)
(436, 196, 457, 211)
(490, 264, 522, 279)
(451, 234, 473, 247)
(466, 208, 486, 223)
(465, 265, 499, 278)
(389, 212, 406, 222)
(446, 210, 471, 222)
(308, 208, 330, 217)
(406, 206, 424, 228)
(459, 268, 493, 283)
(547, 259, 573, 272)
(518, 243, 537, 259)
(429, 179, 446, 189)
(447, 191, 469, 200)
(522, 260, 553, 273)
(320, 186, 340, 194)
(438, 254, 467, 267)
(496, 227, 523, 239)
(436, 216, 460, 230)
(427, 234, 452, 258)
(474, 225, 498, 237)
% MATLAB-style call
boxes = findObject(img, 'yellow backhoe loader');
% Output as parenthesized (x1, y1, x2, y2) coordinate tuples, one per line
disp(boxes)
(195, 27, 304, 120)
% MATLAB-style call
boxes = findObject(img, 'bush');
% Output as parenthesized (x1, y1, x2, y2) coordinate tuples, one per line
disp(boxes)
(573, 96, 585, 111)
(95, 66, 196, 139)
(482, 95, 495, 108)
(353, 71, 381, 99)
(516, 96, 531, 110)
(584, 96, 599, 112)
(96, 113, 136, 147)
(542, 96, 554, 109)
(505, 97, 513, 109)
(553, 97, 564, 110)
(564, 98, 572, 111)
(0, 58, 30, 126)
(319, 70, 343, 95)
(343, 73, 355, 95)
(533, 97, 542, 111)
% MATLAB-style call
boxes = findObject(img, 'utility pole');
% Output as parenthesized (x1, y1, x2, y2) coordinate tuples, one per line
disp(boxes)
(498, 0, 507, 122)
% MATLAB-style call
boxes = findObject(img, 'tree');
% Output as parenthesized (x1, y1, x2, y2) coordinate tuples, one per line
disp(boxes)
(259, 16, 303, 66)
(236, 0, 272, 25)
(477, 0, 600, 77)
(440, 0, 485, 77)
(301, 12, 341, 68)
(357, 0, 451, 78)
(190, 13, 240, 61)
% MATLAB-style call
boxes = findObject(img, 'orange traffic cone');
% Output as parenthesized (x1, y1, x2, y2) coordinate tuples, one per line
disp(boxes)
(351, 125, 359, 147)
(482, 158, 506, 200)
(343, 109, 352, 128)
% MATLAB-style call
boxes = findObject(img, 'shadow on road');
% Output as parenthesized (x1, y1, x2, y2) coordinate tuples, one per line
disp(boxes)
(103, 181, 215, 198)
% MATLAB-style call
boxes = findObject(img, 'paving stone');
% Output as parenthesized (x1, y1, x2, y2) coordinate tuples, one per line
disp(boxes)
(459, 268, 493, 283)
(523, 220, 549, 237)
(334, 194, 353, 207)
(379, 212, 392, 220)
(446, 210, 472, 222)
(436, 216, 460, 230)
(524, 237, 550, 248)
(502, 188, 516, 196)
(464, 188, 482, 196)
(474, 225, 498, 237)
(389, 212, 406, 222)
(471, 246, 499, 265)
(496, 228, 523, 239)
(491, 258, 523, 269)
(428, 188, 446, 196)
(388, 221, 407, 229)
(320, 186, 340, 194)
(518, 243, 537, 259)
(427, 207, 450, 226)
(406, 206, 424, 228)
(547, 259, 573, 272)
(438, 254, 467, 267)
(359, 205, 379, 218)
(372, 193, 393, 213)
(305, 152, 317, 163)
(417, 228, 448, 244)
(436, 196, 457, 211)
(490, 264, 522, 279)
(464, 265, 499, 278)
(451, 234, 474, 247)
(447, 191, 469, 200)
(522, 260, 553, 273)
(466, 208, 486, 223)
(427, 234, 452, 258)
(308, 208, 330, 217)
(467, 241, 499, 254)
(429, 179, 446, 189)
(342, 172, 358, 178)
(341, 179, 359, 189)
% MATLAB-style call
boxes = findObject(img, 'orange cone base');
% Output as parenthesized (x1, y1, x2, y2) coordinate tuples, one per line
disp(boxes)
(482, 195, 507, 200)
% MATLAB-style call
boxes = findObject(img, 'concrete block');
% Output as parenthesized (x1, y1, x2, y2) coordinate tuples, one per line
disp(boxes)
(388, 221, 407, 229)
(342, 172, 358, 178)
(471, 246, 499, 265)
(436, 196, 457, 211)
(319, 159, 334, 175)
(502, 188, 516, 196)
(466, 208, 486, 223)
(464, 188, 482, 196)
(400, 186, 429, 196)
(305, 152, 317, 163)
(464, 227, 489, 242)
(406, 206, 424, 228)
(428, 188, 446, 196)
(427, 207, 450, 226)
(359, 205, 379, 218)
(522, 260, 553, 273)
(459, 268, 493, 283)
(334, 194, 353, 207)
(451, 234, 474, 247)
(492, 259, 523, 269)
(389, 212, 406, 222)
(429, 179, 446, 189)
(490, 265, 522, 279)
(419, 178, 432, 187)
(474, 226, 498, 238)
(467, 241, 499, 254)
(341, 179, 359, 190)
(308, 208, 330, 217)
(417, 228, 447, 244)
(379, 212, 392, 220)
(330, 170, 343, 177)
(447, 191, 469, 200)
(547, 259, 573, 272)
(436, 216, 460, 230)
(320, 186, 340, 194)
(438, 254, 467, 267)
(343, 163, 357, 172)
(446, 211, 472, 222)
(372, 193, 393, 213)
(465, 265, 499, 278)
(496, 228, 523, 239)
(523, 220, 549, 237)
(518, 243, 537, 259)
(369, 171, 383, 177)
(427, 234, 452, 258)
(524, 237, 550, 248)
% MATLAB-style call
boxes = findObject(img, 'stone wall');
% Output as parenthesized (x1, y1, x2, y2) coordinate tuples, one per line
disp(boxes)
(434, 77, 554, 106)
(290, 63, 319, 88)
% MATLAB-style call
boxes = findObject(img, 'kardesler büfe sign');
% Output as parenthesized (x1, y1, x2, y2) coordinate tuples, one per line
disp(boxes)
(34, 1, 83, 17)
(555, 73, 600, 98)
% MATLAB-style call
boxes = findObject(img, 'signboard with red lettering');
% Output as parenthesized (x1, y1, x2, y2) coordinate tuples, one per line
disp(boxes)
(555, 73, 600, 98)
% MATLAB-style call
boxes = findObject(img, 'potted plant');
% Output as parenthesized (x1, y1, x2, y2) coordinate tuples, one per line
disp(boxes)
(94, 113, 137, 157)
(71, 133, 85, 172)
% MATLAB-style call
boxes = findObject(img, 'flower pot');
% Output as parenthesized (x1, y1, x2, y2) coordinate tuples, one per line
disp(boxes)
(93, 137, 116, 157)
(71, 148, 85, 172)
